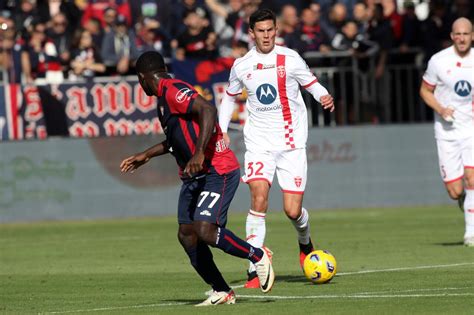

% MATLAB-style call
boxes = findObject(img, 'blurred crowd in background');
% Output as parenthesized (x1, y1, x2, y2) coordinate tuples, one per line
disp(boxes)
(0, 0, 472, 84)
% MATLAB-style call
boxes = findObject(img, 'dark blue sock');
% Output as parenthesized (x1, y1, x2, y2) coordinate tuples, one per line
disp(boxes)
(215, 227, 263, 264)
(185, 242, 231, 292)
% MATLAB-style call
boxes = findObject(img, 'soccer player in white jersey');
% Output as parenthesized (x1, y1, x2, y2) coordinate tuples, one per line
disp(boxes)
(218, 9, 335, 287)
(420, 17, 474, 247)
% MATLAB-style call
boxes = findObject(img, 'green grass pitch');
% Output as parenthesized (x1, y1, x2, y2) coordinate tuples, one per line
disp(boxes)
(1, 205, 473, 314)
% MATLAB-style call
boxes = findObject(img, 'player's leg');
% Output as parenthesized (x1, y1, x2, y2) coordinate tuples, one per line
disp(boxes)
(282, 192, 314, 267)
(464, 169, 474, 246)
(194, 221, 263, 263)
(437, 138, 474, 245)
(178, 224, 231, 293)
(445, 180, 465, 200)
(194, 221, 274, 293)
(437, 138, 465, 205)
(244, 180, 270, 287)
(179, 225, 237, 306)
(193, 168, 275, 293)
(241, 150, 276, 287)
(461, 137, 474, 246)
(276, 148, 314, 268)
(176, 180, 233, 302)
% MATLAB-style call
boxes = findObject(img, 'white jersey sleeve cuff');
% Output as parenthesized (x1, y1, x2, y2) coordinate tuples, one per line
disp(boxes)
(305, 81, 329, 103)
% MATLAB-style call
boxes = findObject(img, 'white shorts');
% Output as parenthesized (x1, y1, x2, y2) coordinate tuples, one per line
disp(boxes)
(241, 148, 307, 193)
(436, 137, 474, 183)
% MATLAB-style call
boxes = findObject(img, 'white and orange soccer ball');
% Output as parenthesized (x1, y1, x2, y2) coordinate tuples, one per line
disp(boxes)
(303, 250, 337, 284)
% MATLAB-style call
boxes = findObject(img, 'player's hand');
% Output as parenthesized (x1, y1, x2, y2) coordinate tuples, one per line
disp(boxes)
(320, 94, 335, 112)
(120, 153, 150, 173)
(184, 152, 205, 177)
(440, 106, 455, 122)
(222, 132, 231, 147)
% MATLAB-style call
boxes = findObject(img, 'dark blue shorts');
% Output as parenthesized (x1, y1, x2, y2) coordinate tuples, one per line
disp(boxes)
(177, 168, 240, 227)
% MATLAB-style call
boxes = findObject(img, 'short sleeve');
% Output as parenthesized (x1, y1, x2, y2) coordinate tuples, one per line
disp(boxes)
(226, 65, 243, 96)
(166, 81, 198, 114)
(291, 54, 318, 88)
(422, 57, 439, 87)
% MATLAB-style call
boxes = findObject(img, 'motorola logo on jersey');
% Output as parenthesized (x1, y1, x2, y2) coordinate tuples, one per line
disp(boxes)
(176, 87, 194, 103)
(454, 80, 471, 97)
(256, 84, 277, 105)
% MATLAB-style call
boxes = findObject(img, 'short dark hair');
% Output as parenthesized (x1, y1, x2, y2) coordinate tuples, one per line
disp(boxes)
(135, 51, 166, 74)
(249, 9, 276, 30)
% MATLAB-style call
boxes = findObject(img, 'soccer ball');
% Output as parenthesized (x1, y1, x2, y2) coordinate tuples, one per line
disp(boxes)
(303, 250, 337, 284)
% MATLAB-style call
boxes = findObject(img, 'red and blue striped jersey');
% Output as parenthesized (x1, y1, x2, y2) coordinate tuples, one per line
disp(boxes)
(156, 78, 240, 178)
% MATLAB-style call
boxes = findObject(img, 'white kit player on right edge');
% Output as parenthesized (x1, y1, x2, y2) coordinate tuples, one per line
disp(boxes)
(218, 9, 335, 287)
(420, 17, 474, 247)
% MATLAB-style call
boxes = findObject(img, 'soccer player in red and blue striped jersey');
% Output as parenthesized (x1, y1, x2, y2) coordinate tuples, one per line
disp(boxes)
(120, 51, 274, 305)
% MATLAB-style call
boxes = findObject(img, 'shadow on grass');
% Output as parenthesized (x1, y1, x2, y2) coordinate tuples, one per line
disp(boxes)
(163, 299, 203, 305)
(164, 298, 276, 305)
(229, 274, 307, 285)
(237, 298, 276, 304)
(276, 274, 338, 286)
(436, 241, 464, 246)
(275, 274, 307, 283)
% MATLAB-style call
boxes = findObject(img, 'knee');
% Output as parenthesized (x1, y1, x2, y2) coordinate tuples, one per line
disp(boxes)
(465, 175, 474, 189)
(285, 208, 301, 220)
(446, 185, 464, 200)
(177, 230, 189, 244)
(177, 225, 197, 250)
(252, 194, 268, 210)
(193, 221, 218, 246)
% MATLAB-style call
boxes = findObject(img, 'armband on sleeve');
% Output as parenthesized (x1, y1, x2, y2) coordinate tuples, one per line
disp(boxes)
(305, 82, 329, 103)
(218, 92, 237, 133)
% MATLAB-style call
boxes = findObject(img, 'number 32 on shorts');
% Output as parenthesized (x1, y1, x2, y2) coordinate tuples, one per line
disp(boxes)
(247, 161, 264, 178)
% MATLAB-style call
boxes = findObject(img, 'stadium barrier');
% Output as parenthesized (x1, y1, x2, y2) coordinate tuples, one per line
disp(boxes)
(0, 59, 243, 141)
(303, 48, 427, 126)
(0, 49, 427, 140)
(0, 125, 449, 222)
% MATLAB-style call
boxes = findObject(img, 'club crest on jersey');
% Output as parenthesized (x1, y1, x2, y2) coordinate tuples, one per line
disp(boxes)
(277, 65, 286, 78)
(256, 84, 277, 105)
(294, 176, 302, 188)
(176, 87, 194, 103)
(454, 80, 471, 97)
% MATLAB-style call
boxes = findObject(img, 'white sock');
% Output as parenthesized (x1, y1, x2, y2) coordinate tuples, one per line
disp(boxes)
(464, 188, 474, 238)
(290, 207, 311, 245)
(246, 209, 266, 273)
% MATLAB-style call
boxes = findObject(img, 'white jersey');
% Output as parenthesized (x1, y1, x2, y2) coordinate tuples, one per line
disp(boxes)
(225, 46, 319, 151)
(423, 46, 474, 140)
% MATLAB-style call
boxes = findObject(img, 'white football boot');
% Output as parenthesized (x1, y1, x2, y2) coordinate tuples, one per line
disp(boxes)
(195, 290, 236, 306)
(255, 246, 275, 293)
(464, 236, 474, 247)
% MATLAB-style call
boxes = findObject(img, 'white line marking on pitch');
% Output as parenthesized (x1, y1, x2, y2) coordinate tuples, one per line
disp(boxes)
(337, 262, 474, 276)
(40, 262, 474, 314)
(356, 286, 473, 295)
(40, 302, 188, 314)
(230, 262, 474, 290)
(237, 293, 474, 299)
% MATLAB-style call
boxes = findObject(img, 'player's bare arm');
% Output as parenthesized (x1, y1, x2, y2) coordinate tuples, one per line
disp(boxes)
(120, 140, 169, 173)
(420, 81, 455, 121)
(184, 95, 217, 176)
(222, 132, 231, 147)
